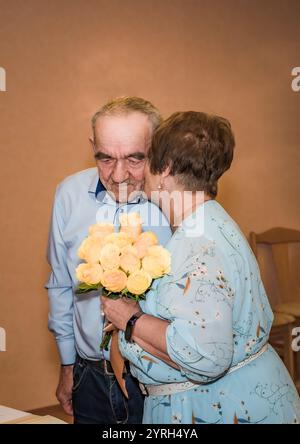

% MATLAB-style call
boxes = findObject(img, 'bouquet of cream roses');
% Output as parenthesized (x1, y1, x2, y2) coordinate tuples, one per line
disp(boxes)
(75, 212, 171, 350)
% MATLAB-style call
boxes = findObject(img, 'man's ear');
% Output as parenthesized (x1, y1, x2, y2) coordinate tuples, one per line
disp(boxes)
(89, 137, 96, 153)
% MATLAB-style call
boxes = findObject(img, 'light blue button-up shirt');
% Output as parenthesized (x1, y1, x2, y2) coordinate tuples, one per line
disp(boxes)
(45, 167, 172, 365)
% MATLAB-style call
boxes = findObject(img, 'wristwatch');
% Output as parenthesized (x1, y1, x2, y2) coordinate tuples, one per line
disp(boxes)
(125, 310, 144, 342)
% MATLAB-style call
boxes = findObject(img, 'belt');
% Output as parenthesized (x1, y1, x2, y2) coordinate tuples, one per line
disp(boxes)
(76, 356, 130, 376)
(140, 343, 269, 397)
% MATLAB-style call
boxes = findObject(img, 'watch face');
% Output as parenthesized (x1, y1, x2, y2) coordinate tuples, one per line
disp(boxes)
(129, 316, 137, 325)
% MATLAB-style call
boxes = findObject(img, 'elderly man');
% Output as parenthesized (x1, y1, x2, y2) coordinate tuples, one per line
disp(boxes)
(46, 97, 172, 424)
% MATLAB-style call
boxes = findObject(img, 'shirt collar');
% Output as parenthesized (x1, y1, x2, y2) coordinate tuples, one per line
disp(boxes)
(88, 170, 101, 195)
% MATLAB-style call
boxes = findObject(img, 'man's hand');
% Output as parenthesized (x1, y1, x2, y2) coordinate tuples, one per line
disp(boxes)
(56, 365, 74, 416)
(101, 296, 139, 330)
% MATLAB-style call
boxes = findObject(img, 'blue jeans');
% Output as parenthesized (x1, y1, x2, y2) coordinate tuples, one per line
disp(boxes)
(72, 356, 144, 424)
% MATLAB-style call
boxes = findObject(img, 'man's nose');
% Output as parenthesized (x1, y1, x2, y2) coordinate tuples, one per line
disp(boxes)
(111, 160, 129, 183)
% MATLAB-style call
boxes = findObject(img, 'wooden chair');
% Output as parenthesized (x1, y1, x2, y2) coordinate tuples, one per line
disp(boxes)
(249, 227, 300, 385)
(270, 312, 296, 380)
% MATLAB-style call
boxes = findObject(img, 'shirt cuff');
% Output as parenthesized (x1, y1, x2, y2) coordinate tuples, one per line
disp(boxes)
(56, 339, 77, 365)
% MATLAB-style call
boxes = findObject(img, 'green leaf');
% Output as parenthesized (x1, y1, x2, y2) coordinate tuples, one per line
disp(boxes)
(102, 288, 122, 299)
(101, 289, 147, 301)
(75, 282, 101, 294)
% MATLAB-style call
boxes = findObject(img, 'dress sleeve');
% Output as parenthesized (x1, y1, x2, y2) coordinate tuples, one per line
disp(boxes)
(165, 242, 234, 383)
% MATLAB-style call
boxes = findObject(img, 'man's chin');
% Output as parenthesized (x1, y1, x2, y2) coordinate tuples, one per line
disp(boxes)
(109, 187, 142, 203)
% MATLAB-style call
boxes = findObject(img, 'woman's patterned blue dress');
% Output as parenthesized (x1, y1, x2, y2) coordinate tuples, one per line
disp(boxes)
(119, 200, 300, 424)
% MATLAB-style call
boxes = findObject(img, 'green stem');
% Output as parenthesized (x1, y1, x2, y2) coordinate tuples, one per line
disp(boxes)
(100, 331, 113, 351)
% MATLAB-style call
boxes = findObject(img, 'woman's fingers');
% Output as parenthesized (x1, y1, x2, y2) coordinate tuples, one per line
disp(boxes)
(101, 296, 141, 330)
(103, 323, 115, 332)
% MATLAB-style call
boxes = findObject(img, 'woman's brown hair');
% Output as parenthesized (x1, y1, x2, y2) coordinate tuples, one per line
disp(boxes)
(148, 111, 235, 197)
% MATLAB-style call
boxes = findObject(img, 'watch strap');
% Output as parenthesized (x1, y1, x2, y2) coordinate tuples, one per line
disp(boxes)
(125, 310, 144, 342)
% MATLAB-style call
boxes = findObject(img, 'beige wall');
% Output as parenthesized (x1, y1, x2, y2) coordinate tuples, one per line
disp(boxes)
(0, 0, 299, 410)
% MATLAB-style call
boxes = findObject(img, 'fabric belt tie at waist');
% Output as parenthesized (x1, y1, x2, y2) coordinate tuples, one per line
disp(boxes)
(140, 343, 269, 397)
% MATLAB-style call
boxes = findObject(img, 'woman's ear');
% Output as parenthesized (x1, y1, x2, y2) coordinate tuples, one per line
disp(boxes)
(161, 165, 171, 179)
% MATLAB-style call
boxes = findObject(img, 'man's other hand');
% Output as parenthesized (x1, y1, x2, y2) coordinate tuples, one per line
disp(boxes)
(56, 365, 74, 416)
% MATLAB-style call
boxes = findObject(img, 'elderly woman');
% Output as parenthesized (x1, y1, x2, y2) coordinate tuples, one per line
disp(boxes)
(102, 111, 300, 424)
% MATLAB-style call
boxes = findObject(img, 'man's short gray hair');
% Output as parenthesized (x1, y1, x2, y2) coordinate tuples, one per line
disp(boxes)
(91, 96, 162, 136)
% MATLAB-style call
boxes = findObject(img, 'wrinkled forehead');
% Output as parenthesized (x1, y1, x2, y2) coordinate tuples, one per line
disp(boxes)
(94, 112, 153, 156)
